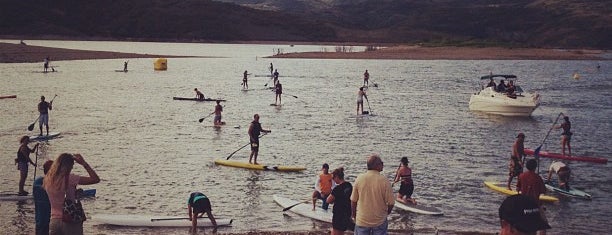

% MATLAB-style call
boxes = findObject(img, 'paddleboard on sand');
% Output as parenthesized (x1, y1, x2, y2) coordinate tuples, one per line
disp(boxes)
(172, 97, 226, 102)
(214, 159, 306, 172)
(93, 214, 233, 227)
(394, 199, 443, 215)
(0, 189, 96, 201)
(484, 181, 558, 202)
(29, 132, 61, 141)
(524, 148, 607, 164)
(545, 182, 592, 200)
(273, 195, 331, 223)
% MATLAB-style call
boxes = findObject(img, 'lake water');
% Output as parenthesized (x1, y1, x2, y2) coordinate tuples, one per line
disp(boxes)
(0, 40, 610, 235)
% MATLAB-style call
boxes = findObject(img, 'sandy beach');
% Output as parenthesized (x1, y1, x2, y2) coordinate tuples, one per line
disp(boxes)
(270, 45, 609, 60)
(1, 42, 609, 63)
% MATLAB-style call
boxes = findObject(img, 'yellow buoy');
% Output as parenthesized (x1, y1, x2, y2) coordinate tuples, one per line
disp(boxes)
(154, 58, 167, 71)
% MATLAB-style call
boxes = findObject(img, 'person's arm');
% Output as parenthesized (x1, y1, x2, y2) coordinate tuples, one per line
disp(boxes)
(30, 143, 39, 153)
(546, 170, 552, 182)
(326, 193, 335, 204)
(248, 125, 255, 141)
(393, 168, 400, 183)
(188, 204, 193, 220)
(74, 154, 100, 185)
(48, 101, 52, 110)
(351, 201, 357, 220)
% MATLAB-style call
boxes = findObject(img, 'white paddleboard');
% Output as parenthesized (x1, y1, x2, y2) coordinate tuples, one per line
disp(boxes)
(545, 183, 592, 200)
(273, 195, 332, 223)
(394, 198, 443, 215)
(29, 132, 61, 141)
(0, 194, 32, 201)
(93, 214, 232, 227)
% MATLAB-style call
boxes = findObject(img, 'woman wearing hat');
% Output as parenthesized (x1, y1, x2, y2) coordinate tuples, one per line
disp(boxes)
(393, 157, 416, 204)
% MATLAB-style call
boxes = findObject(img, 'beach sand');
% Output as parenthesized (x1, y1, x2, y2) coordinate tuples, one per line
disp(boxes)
(1, 42, 608, 63)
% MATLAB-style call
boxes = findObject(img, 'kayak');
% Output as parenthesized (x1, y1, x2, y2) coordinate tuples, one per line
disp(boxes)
(29, 132, 61, 141)
(545, 183, 592, 200)
(0, 188, 96, 201)
(484, 181, 558, 202)
(524, 148, 607, 164)
(0, 95, 17, 99)
(172, 97, 226, 102)
(93, 214, 233, 227)
(273, 195, 331, 223)
(214, 159, 306, 172)
(394, 198, 443, 216)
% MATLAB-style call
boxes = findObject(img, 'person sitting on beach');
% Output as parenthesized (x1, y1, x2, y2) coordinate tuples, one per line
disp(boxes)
(487, 78, 496, 89)
(194, 88, 205, 100)
(312, 163, 335, 211)
(393, 157, 416, 205)
(497, 80, 506, 93)
(188, 192, 217, 233)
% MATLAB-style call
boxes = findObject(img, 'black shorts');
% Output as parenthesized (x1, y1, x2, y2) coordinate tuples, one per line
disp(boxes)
(399, 183, 414, 198)
(250, 141, 259, 151)
(332, 214, 354, 231)
(193, 198, 212, 214)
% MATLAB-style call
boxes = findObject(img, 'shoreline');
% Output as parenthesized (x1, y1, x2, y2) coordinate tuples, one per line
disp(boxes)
(1, 41, 609, 63)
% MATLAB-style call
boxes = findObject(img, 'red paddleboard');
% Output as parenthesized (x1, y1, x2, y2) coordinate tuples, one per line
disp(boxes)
(524, 148, 608, 164)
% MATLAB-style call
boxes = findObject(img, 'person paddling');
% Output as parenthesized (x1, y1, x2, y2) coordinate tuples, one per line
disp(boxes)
(248, 114, 271, 165)
(38, 95, 53, 136)
(312, 163, 334, 211)
(16, 136, 39, 196)
(356, 87, 367, 115)
(555, 115, 572, 156)
(194, 88, 205, 100)
(363, 70, 370, 86)
(275, 81, 283, 105)
(213, 100, 223, 125)
(242, 70, 249, 89)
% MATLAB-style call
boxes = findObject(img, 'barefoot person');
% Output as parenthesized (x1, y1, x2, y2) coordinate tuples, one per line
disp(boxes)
(213, 100, 223, 125)
(248, 114, 271, 165)
(546, 161, 571, 191)
(356, 87, 367, 115)
(38, 95, 53, 136)
(194, 88, 205, 100)
(555, 115, 572, 156)
(275, 81, 283, 105)
(242, 70, 249, 89)
(393, 157, 416, 204)
(187, 192, 217, 233)
(363, 70, 369, 86)
(508, 133, 525, 190)
(16, 136, 39, 196)
(312, 163, 334, 211)
(326, 167, 354, 235)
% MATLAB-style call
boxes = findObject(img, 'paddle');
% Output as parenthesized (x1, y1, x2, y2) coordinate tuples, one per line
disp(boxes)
(365, 97, 372, 114)
(534, 112, 563, 173)
(198, 112, 215, 123)
(226, 132, 269, 160)
(28, 94, 57, 131)
(282, 200, 310, 212)
(32, 144, 39, 182)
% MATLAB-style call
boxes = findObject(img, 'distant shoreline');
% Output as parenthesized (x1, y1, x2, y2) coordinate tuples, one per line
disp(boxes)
(1, 41, 609, 63)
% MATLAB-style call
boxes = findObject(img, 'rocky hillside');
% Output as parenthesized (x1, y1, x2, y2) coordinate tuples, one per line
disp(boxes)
(1, 0, 609, 49)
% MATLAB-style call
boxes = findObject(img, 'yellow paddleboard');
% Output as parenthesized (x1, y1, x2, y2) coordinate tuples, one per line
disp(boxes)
(214, 159, 306, 172)
(484, 181, 558, 202)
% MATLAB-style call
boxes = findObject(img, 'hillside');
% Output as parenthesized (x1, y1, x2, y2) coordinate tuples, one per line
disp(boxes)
(0, 0, 610, 49)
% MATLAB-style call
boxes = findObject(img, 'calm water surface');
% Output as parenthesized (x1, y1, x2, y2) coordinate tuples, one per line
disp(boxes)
(1, 40, 611, 235)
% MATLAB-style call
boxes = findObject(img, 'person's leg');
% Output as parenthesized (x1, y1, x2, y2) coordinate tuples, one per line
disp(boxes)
(354, 224, 372, 235)
(253, 149, 259, 164)
(372, 219, 388, 235)
(321, 194, 329, 210)
(18, 167, 27, 193)
(312, 191, 319, 210)
(561, 137, 566, 155)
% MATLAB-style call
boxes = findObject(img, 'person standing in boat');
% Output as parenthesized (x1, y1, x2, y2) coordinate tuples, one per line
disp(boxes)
(507, 133, 525, 190)
(213, 100, 223, 125)
(326, 167, 354, 235)
(194, 88, 205, 100)
(38, 95, 53, 136)
(393, 157, 416, 204)
(187, 191, 217, 233)
(16, 136, 39, 196)
(356, 87, 367, 115)
(242, 70, 249, 89)
(363, 70, 370, 86)
(312, 163, 334, 211)
(274, 81, 283, 105)
(248, 114, 271, 165)
(555, 115, 572, 156)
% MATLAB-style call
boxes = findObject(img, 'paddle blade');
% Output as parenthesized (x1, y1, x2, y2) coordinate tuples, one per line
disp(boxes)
(198, 118, 205, 123)
(534, 146, 541, 156)
(27, 122, 35, 131)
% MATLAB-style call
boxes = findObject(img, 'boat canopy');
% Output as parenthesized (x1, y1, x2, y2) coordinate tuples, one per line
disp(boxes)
(480, 74, 517, 80)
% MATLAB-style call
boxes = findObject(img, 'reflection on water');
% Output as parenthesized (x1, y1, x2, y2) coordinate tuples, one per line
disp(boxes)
(0, 41, 610, 234)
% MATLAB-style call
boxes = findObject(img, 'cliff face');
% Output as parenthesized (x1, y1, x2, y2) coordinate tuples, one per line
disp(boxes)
(1, 0, 610, 48)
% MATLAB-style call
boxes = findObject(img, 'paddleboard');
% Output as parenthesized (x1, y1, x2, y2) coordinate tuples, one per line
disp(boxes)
(29, 132, 61, 141)
(0, 188, 96, 201)
(204, 122, 226, 128)
(0, 95, 17, 99)
(214, 159, 306, 172)
(394, 199, 443, 216)
(524, 148, 607, 164)
(93, 214, 232, 227)
(545, 182, 592, 200)
(273, 195, 331, 223)
(270, 104, 281, 106)
(172, 97, 226, 102)
(484, 181, 558, 202)
(114, 70, 128, 72)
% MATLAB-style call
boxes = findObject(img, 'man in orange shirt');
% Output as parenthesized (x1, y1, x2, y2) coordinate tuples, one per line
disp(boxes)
(312, 163, 334, 210)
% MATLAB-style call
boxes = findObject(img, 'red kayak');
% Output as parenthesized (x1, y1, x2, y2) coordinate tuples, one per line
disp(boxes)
(524, 148, 608, 164)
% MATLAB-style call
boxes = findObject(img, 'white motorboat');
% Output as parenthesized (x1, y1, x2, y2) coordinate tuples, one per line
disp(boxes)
(469, 74, 540, 116)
